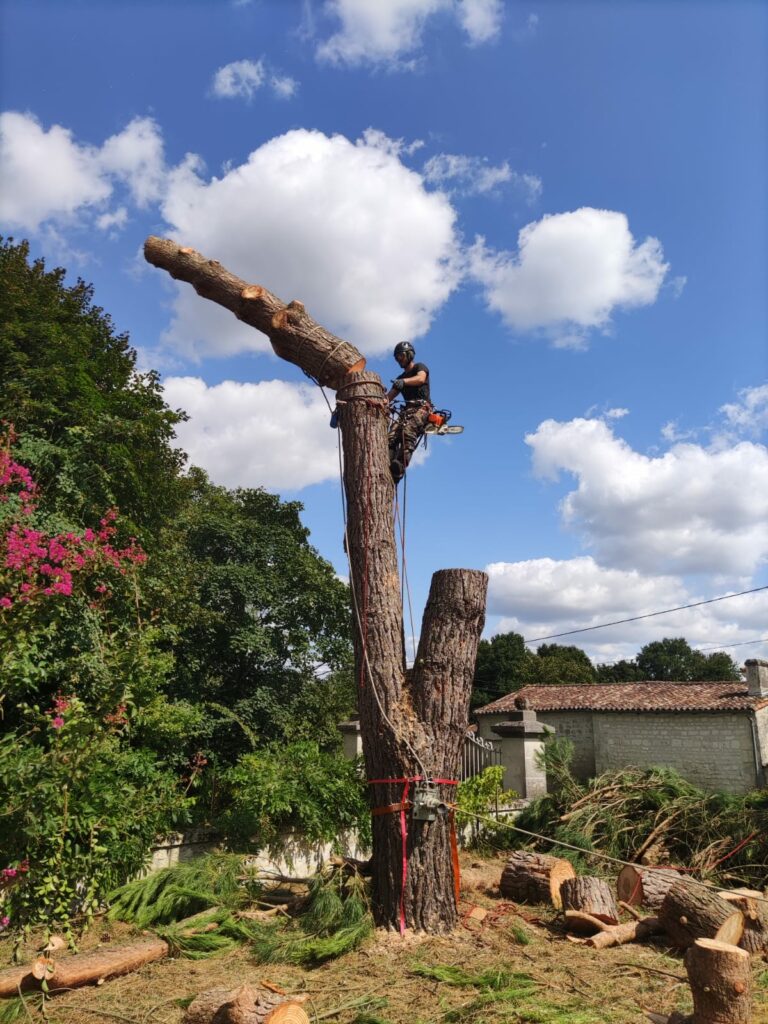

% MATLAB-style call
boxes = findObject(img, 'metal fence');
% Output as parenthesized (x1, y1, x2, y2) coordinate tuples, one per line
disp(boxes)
(461, 731, 501, 781)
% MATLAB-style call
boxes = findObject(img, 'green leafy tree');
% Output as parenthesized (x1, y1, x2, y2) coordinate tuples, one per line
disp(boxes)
(636, 637, 740, 681)
(595, 658, 644, 683)
(471, 631, 528, 707)
(526, 643, 597, 686)
(0, 237, 187, 538)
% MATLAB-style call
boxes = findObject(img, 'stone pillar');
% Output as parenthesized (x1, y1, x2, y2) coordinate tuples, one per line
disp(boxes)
(491, 711, 550, 799)
(338, 718, 363, 760)
(745, 659, 768, 697)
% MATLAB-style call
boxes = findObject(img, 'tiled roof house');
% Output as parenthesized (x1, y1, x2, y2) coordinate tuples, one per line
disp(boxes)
(473, 659, 768, 795)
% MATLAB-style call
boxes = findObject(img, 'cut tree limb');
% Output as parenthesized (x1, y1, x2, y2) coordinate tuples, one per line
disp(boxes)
(583, 916, 663, 950)
(0, 938, 170, 997)
(659, 881, 744, 949)
(184, 983, 309, 1024)
(499, 852, 575, 909)
(560, 877, 619, 924)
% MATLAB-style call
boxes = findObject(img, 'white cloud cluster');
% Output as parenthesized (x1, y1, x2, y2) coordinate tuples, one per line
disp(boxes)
(469, 208, 669, 347)
(317, 0, 502, 66)
(159, 128, 460, 358)
(162, 376, 339, 490)
(0, 112, 165, 232)
(211, 59, 298, 101)
(423, 152, 541, 201)
(719, 384, 768, 438)
(526, 416, 768, 576)
(487, 556, 768, 663)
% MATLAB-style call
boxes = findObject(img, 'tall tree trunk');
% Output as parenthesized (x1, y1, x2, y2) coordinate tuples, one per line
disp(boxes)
(144, 238, 488, 933)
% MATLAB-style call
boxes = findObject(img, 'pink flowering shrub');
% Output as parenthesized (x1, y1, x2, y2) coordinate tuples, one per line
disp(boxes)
(0, 427, 158, 717)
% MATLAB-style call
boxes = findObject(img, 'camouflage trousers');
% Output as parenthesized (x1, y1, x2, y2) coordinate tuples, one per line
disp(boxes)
(387, 403, 431, 482)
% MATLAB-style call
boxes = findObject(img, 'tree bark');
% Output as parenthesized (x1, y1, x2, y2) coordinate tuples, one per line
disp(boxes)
(560, 877, 619, 924)
(184, 983, 309, 1024)
(659, 881, 744, 949)
(143, 238, 488, 934)
(0, 938, 170, 997)
(499, 852, 575, 909)
(617, 865, 683, 911)
(582, 915, 663, 950)
(683, 938, 752, 1024)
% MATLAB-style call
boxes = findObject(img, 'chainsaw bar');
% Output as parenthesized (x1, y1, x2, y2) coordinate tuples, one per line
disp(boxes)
(423, 424, 464, 435)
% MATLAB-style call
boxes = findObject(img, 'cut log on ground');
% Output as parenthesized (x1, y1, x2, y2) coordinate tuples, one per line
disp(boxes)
(718, 888, 768, 955)
(617, 865, 683, 910)
(0, 937, 170, 997)
(566, 914, 663, 949)
(184, 983, 309, 1024)
(499, 852, 575, 910)
(560, 877, 619, 924)
(659, 880, 744, 950)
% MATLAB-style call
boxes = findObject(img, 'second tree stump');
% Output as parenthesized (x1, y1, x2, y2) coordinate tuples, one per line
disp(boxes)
(659, 880, 744, 949)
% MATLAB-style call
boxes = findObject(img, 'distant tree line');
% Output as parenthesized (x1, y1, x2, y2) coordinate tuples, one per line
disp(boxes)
(471, 632, 741, 708)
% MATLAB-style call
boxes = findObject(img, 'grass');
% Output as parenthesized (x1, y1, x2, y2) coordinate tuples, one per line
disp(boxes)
(1, 854, 767, 1024)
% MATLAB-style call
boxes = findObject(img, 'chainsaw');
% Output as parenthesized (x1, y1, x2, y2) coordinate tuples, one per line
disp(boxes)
(423, 408, 463, 436)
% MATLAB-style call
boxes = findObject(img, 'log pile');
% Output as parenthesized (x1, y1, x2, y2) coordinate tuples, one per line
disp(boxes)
(718, 888, 768, 955)
(499, 852, 575, 910)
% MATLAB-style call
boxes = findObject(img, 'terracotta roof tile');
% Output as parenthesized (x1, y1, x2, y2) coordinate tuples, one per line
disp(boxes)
(475, 681, 768, 715)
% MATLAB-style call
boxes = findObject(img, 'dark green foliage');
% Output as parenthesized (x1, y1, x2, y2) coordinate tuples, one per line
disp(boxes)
(636, 637, 740, 681)
(0, 237, 187, 538)
(471, 631, 528, 707)
(242, 866, 373, 966)
(595, 659, 644, 683)
(107, 853, 259, 926)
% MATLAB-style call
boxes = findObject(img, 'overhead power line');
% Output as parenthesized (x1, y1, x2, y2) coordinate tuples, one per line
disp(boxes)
(523, 584, 768, 644)
(694, 637, 768, 652)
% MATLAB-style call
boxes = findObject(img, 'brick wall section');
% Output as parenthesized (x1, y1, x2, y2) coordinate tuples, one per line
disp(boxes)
(591, 712, 757, 794)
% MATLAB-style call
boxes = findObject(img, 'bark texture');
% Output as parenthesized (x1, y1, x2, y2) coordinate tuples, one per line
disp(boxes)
(659, 881, 744, 949)
(617, 865, 683, 911)
(583, 916, 662, 950)
(683, 938, 752, 1024)
(0, 938, 170, 996)
(499, 852, 575, 909)
(184, 984, 309, 1024)
(560, 877, 619, 924)
(143, 239, 488, 934)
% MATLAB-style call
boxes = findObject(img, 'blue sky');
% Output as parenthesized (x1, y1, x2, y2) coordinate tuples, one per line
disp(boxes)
(2, 0, 766, 664)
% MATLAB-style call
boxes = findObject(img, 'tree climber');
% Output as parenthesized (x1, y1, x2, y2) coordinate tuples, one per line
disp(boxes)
(387, 341, 431, 483)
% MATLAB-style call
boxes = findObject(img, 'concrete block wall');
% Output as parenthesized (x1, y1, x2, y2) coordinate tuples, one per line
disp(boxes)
(592, 712, 758, 794)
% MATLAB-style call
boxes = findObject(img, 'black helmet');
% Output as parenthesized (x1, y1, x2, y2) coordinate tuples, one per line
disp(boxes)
(394, 341, 415, 362)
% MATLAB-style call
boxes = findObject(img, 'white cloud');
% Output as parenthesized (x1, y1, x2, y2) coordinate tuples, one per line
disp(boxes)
(159, 128, 460, 359)
(96, 207, 128, 232)
(0, 111, 111, 230)
(162, 376, 339, 490)
(98, 117, 166, 206)
(457, 0, 503, 45)
(486, 556, 768, 663)
(212, 59, 266, 99)
(719, 384, 768, 438)
(423, 152, 541, 201)
(0, 111, 166, 232)
(605, 407, 629, 420)
(468, 208, 670, 346)
(270, 74, 299, 99)
(316, 0, 500, 66)
(525, 416, 768, 576)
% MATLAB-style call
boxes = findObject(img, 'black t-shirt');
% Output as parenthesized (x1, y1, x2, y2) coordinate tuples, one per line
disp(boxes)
(397, 362, 430, 403)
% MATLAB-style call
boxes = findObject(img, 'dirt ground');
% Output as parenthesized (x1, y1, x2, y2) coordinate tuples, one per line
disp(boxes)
(3, 854, 767, 1024)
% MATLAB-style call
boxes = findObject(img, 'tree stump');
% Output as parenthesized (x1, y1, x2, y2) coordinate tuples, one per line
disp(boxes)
(659, 881, 744, 949)
(718, 889, 768, 955)
(617, 865, 683, 911)
(684, 938, 752, 1023)
(499, 852, 575, 909)
(184, 983, 309, 1024)
(560, 877, 619, 924)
